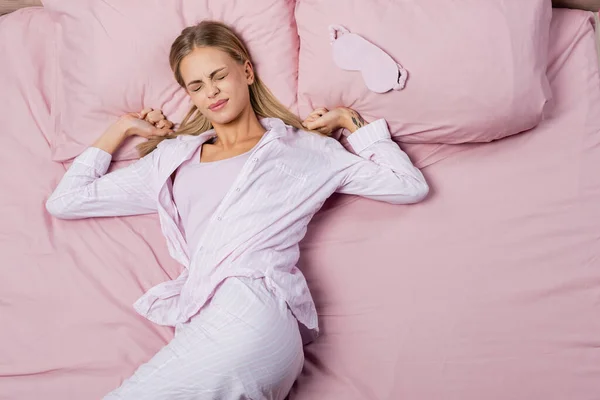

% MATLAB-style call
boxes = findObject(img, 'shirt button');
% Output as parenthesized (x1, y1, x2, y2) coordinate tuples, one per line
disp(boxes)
(235, 188, 240, 192)
(252, 157, 258, 162)
(217, 216, 222, 221)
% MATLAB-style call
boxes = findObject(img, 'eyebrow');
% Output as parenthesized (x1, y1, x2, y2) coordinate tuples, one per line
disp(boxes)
(185, 67, 227, 88)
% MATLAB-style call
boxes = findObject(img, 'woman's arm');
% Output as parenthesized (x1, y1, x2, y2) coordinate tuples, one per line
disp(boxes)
(552, 0, 600, 10)
(46, 111, 172, 220)
(0, 0, 42, 16)
(303, 108, 429, 205)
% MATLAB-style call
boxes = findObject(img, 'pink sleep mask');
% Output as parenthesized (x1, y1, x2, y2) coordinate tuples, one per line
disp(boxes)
(329, 25, 408, 93)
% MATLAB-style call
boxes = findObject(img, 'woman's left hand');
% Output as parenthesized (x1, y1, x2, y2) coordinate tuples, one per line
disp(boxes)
(302, 107, 368, 136)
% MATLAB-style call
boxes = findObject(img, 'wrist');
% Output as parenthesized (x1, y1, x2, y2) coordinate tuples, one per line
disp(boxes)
(109, 118, 133, 139)
(336, 107, 356, 133)
(338, 107, 369, 134)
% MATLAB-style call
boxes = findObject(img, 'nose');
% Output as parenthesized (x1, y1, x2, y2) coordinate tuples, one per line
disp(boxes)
(207, 82, 220, 98)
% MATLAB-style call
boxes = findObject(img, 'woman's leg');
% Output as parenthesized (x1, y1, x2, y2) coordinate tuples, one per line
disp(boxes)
(103, 277, 304, 400)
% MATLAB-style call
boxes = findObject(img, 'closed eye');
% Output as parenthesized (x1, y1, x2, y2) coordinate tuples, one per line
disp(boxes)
(190, 75, 225, 92)
(186, 67, 227, 91)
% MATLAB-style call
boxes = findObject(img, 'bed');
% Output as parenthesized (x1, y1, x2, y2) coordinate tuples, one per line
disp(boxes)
(0, 2, 599, 400)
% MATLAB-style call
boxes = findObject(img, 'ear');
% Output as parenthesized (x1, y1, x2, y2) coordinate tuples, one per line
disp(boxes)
(244, 60, 255, 85)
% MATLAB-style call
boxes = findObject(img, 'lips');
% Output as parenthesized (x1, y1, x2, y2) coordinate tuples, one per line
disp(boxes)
(209, 99, 228, 111)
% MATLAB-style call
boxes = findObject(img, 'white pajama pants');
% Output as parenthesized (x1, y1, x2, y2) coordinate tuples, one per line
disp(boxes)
(103, 277, 305, 400)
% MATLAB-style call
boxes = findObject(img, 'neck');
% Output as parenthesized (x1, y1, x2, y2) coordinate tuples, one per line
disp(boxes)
(211, 105, 266, 150)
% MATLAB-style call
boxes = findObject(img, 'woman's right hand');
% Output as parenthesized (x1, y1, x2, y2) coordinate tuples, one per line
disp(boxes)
(94, 108, 174, 155)
(120, 108, 174, 139)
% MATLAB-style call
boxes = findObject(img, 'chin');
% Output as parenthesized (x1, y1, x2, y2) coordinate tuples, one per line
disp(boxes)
(208, 114, 236, 126)
(206, 109, 243, 126)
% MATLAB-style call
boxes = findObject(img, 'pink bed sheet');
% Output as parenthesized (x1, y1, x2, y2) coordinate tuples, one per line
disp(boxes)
(0, 7, 599, 400)
(0, 8, 183, 400)
(293, 9, 600, 400)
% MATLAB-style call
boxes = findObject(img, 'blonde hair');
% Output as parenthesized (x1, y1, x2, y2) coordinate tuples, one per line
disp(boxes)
(136, 20, 321, 157)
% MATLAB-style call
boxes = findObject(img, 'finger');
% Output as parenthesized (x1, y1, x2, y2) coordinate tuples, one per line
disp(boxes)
(159, 120, 174, 130)
(306, 111, 326, 125)
(309, 109, 327, 118)
(303, 121, 316, 130)
(139, 108, 153, 119)
(146, 109, 163, 124)
(302, 112, 321, 126)
(145, 113, 158, 125)
(302, 117, 315, 127)
(304, 118, 325, 131)
(313, 107, 328, 117)
(155, 127, 172, 136)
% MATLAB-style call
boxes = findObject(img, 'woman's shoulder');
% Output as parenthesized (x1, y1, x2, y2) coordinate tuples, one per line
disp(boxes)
(277, 122, 343, 163)
(156, 134, 202, 150)
(274, 119, 337, 146)
(145, 137, 180, 157)
(294, 127, 342, 151)
(144, 135, 198, 162)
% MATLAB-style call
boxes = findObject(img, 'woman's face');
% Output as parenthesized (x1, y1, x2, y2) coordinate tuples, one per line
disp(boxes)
(180, 46, 254, 126)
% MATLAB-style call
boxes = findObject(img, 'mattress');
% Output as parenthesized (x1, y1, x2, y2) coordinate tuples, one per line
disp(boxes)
(0, 7, 599, 400)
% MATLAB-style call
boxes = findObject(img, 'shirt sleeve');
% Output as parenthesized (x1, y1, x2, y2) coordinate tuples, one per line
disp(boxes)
(327, 118, 429, 205)
(45, 146, 159, 219)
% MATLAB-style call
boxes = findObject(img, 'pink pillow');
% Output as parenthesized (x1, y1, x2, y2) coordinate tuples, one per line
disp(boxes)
(44, 0, 299, 161)
(296, 0, 553, 144)
(0, 7, 57, 145)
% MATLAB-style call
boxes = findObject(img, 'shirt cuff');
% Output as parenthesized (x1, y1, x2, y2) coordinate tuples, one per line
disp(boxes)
(346, 118, 391, 154)
(75, 147, 113, 175)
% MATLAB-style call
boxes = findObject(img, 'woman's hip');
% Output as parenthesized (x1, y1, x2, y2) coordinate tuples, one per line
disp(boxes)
(105, 277, 304, 399)
(175, 276, 304, 396)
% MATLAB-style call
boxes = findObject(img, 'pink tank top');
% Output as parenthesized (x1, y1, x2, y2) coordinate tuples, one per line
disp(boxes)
(172, 144, 252, 252)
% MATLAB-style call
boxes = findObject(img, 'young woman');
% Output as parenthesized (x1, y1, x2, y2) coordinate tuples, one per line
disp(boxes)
(46, 21, 428, 400)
